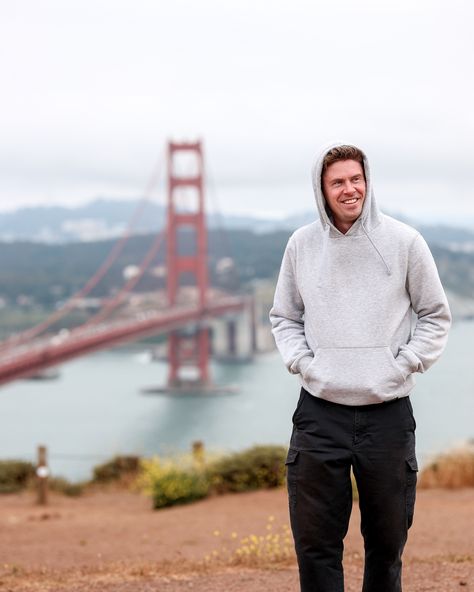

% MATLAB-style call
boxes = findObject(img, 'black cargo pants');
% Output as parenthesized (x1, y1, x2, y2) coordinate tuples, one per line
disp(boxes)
(286, 388, 418, 592)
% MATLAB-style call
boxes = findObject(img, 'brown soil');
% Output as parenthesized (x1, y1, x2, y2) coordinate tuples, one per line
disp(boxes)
(0, 487, 472, 591)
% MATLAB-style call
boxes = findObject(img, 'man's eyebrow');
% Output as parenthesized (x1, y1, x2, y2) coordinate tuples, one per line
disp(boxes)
(329, 174, 362, 183)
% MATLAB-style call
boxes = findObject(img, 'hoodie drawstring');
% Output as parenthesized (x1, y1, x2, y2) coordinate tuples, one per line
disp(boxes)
(361, 219, 392, 276)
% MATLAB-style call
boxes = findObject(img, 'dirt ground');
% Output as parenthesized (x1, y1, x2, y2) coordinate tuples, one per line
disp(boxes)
(0, 486, 473, 591)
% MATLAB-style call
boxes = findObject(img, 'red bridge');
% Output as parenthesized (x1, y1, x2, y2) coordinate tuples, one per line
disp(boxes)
(0, 141, 251, 390)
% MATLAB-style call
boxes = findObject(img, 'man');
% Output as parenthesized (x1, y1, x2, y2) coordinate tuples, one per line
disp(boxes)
(269, 143, 451, 592)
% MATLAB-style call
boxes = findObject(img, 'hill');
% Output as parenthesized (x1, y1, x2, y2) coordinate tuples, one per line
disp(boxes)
(0, 228, 472, 323)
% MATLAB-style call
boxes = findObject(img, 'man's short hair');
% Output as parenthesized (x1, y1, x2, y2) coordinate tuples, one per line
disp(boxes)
(322, 145, 365, 174)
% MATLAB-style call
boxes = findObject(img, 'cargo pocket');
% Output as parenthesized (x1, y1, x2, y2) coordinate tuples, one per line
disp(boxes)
(405, 455, 418, 529)
(285, 448, 299, 511)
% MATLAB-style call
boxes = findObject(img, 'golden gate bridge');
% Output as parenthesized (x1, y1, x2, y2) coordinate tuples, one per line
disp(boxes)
(0, 141, 253, 391)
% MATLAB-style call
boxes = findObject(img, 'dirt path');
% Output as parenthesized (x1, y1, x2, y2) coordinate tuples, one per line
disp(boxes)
(0, 487, 472, 591)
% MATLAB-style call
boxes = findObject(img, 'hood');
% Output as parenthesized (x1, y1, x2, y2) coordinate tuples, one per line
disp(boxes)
(311, 141, 390, 274)
(311, 141, 382, 237)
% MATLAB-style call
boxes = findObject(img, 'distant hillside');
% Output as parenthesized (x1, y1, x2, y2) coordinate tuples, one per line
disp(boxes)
(0, 229, 290, 308)
(0, 200, 163, 243)
(1, 199, 474, 251)
(0, 228, 472, 320)
(0, 199, 294, 243)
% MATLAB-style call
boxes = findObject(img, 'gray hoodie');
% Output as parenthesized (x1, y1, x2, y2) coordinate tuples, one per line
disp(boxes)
(270, 142, 452, 405)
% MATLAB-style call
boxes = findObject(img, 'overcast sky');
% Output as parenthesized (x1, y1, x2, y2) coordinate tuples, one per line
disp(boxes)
(1, 0, 473, 226)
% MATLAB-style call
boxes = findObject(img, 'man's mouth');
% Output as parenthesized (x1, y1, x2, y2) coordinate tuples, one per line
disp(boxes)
(342, 198, 358, 204)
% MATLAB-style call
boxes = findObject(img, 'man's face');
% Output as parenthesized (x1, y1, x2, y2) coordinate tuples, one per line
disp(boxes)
(322, 159, 366, 233)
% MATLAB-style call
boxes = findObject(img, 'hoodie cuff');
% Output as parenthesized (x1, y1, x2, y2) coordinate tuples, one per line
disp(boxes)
(395, 353, 414, 380)
(297, 355, 314, 377)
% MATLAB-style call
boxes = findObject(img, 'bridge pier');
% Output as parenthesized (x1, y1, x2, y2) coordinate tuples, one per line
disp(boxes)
(168, 325, 210, 389)
(226, 318, 237, 357)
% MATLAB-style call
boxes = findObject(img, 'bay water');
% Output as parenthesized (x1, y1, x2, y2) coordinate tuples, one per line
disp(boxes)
(0, 322, 472, 481)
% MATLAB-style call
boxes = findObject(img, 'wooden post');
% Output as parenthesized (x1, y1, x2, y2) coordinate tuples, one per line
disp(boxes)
(192, 441, 205, 469)
(36, 445, 49, 506)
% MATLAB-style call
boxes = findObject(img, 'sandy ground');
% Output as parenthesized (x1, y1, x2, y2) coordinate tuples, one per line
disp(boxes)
(0, 486, 473, 591)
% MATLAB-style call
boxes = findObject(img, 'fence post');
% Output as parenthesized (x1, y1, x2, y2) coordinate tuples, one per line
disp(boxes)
(36, 445, 49, 505)
(192, 441, 205, 469)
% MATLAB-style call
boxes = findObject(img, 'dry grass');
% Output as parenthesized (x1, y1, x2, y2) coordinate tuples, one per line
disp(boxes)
(203, 515, 296, 568)
(0, 559, 216, 592)
(419, 444, 474, 489)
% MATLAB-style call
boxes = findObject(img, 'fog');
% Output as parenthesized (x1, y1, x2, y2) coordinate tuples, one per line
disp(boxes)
(0, 0, 472, 225)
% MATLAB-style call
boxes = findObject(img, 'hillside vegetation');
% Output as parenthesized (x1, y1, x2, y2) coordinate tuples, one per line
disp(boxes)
(0, 229, 472, 323)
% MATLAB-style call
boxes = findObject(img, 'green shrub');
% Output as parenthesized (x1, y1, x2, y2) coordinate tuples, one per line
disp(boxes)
(207, 445, 287, 494)
(92, 455, 141, 483)
(48, 476, 86, 497)
(151, 468, 209, 509)
(0, 460, 35, 493)
(138, 456, 210, 509)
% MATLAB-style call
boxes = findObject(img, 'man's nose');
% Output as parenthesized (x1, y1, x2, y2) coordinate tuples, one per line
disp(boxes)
(343, 181, 355, 193)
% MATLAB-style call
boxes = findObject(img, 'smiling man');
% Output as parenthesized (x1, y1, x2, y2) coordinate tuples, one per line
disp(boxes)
(270, 143, 451, 592)
(322, 156, 366, 233)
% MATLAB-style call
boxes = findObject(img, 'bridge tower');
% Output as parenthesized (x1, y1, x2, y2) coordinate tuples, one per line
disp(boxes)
(166, 140, 210, 389)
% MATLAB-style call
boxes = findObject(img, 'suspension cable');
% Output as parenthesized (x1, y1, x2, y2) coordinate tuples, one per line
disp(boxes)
(79, 228, 166, 328)
(0, 149, 165, 351)
(206, 161, 241, 290)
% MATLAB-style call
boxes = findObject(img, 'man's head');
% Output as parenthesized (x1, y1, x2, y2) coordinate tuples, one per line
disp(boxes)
(321, 145, 366, 234)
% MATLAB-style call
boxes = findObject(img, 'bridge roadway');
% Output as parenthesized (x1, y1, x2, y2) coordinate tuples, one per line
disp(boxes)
(0, 296, 247, 387)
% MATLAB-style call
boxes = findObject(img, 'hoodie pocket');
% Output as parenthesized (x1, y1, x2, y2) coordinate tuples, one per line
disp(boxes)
(302, 346, 407, 400)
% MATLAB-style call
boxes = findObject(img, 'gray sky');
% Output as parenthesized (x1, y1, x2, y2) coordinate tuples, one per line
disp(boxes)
(1, 0, 473, 226)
